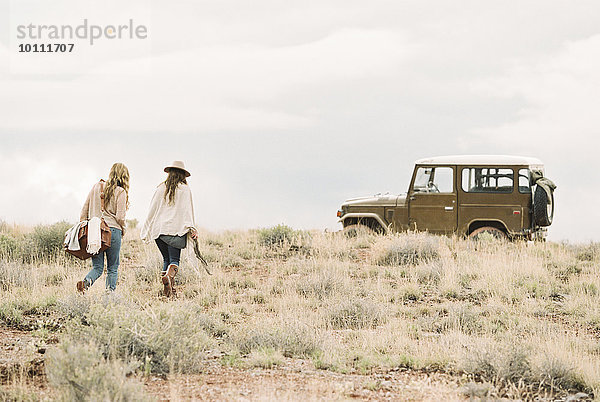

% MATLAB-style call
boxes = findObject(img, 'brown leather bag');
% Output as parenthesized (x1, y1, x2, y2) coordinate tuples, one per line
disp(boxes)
(65, 181, 112, 260)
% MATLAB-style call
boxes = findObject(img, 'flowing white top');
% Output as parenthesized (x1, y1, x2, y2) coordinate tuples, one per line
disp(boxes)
(140, 182, 197, 243)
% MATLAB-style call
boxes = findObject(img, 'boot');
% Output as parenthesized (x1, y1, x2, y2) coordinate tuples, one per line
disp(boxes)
(76, 279, 89, 294)
(162, 264, 178, 297)
(161, 272, 172, 297)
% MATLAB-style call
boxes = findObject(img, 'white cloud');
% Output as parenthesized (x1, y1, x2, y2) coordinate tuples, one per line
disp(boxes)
(470, 34, 600, 241)
(0, 153, 97, 225)
(2, 1, 600, 241)
(471, 34, 600, 153)
(0, 28, 409, 132)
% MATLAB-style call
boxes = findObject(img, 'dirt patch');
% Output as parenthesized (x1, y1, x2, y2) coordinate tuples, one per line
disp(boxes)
(0, 328, 46, 382)
(144, 359, 464, 401)
(1, 326, 463, 401)
(0, 327, 51, 400)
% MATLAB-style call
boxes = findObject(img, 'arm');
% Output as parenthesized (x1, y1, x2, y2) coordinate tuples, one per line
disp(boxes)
(79, 187, 92, 222)
(189, 190, 198, 239)
(115, 189, 127, 232)
(182, 186, 198, 238)
(140, 185, 163, 242)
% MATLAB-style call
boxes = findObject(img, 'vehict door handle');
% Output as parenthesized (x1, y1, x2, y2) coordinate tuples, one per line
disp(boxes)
(444, 206, 454, 211)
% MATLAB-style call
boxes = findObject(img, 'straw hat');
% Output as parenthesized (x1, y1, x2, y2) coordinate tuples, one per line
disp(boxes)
(164, 160, 191, 177)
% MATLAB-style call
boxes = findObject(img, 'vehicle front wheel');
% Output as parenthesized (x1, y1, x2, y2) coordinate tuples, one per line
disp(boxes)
(342, 224, 376, 238)
(468, 226, 508, 241)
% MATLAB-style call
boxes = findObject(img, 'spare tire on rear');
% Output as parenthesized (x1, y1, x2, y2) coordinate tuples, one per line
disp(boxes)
(533, 184, 554, 226)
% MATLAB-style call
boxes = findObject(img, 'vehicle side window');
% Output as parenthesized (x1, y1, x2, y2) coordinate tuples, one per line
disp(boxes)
(518, 169, 531, 193)
(461, 167, 514, 193)
(413, 167, 453, 193)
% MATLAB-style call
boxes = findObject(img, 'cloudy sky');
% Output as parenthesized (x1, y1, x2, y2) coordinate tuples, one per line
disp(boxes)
(0, 0, 599, 242)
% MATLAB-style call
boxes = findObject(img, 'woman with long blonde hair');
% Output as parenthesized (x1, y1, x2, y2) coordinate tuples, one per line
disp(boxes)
(141, 161, 198, 297)
(77, 162, 130, 293)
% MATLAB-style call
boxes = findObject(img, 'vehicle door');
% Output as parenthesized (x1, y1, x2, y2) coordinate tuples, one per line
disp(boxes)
(458, 166, 523, 233)
(408, 165, 457, 233)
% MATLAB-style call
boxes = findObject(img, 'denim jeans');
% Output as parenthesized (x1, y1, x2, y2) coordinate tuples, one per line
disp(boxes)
(155, 237, 181, 272)
(85, 228, 122, 291)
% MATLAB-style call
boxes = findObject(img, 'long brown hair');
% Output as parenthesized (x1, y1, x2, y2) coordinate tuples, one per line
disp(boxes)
(104, 163, 130, 208)
(164, 168, 187, 205)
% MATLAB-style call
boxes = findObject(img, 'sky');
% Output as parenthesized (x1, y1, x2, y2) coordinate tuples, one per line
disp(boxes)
(0, 0, 599, 242)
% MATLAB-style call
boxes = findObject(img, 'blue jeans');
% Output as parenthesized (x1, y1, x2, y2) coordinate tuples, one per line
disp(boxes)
(85, 228, 122, 291)
(155, 237, 181, 272)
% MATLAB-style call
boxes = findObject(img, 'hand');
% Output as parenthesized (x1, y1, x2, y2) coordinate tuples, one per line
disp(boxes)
(190, 229, 198, 239)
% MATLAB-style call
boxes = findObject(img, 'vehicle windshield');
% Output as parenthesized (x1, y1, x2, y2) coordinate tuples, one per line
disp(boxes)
(413, 167, 432, 191)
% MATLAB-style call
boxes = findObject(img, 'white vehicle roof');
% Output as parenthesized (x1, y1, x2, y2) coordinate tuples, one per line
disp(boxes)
(415, 155, 544, 167)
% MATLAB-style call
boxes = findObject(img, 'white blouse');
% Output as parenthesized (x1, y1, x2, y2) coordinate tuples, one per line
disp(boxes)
(141, 182, 197, 242)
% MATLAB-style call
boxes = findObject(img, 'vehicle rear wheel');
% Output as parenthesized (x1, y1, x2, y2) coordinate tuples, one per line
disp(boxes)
(469, 226, 508, 241)
(533, 185, 554, 226)
(342, 224, 376, 238)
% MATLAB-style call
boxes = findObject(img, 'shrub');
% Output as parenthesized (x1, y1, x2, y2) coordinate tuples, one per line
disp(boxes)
(296, 273, 342, 300)
(257, 224, 308, 247)
(30, 221, 71, 261)
(57, 295, 91, 319)
(181, 262, 211, 286)
(0, 302, 23, 327)
(574, 243, 599, 262)
(376, 235, 441, 266)
(0, 261, 35, 290)
(45, 272, 67, 286)
(462, 382, 493, 399)
(0, 219, 8, 233)
(549, 261, 582, 282)
(248, 347, 285, 369)
(69, 302, 218, 374)
(0, 387, 40, 402)
(133, 264, 159, 285)
(462, 343, 590, 398)
(0, 234, 18, 259)
(449, 305, 483, 335)
(0, 296, 57, 328)
(14, 236, 37, 264)
(237, 322, 321, 358)
(327, 300, 385, 330)
(46, 339, 151, 401)
(221, 254, 245, 268)
(228, 277, 256, 290)
(0, 222, 72, 263)
(415, 263, 443, 285)
(463, 343, 532, 385)
(537, 356, 588, 394)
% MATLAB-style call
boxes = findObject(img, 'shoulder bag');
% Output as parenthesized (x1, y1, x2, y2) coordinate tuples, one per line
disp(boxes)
(65, 181, 112, 260)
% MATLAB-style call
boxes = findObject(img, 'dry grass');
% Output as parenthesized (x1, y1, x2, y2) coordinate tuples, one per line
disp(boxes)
(1, 223, 599, 400)
(45, 338, 151, 401)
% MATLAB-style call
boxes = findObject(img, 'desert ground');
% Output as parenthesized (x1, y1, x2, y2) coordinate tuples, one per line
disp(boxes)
(0, 221, 598, 401)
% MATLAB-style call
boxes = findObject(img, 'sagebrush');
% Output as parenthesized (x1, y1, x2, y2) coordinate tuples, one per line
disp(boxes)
(1, 223, 599, 399)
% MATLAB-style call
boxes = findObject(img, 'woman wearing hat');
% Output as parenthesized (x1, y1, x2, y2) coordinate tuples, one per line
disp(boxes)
(141, 161, 198, 296)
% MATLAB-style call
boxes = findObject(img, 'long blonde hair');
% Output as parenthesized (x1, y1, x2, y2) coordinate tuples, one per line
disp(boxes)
(164, 168, 187, 205)
(104, 163, 130, 208)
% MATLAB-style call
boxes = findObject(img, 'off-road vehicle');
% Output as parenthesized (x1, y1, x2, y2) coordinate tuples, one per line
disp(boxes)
(337, 155, 556, 240)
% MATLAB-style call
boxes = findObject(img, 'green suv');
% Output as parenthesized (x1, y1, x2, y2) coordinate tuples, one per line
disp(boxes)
(337, 155, 556, 240)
